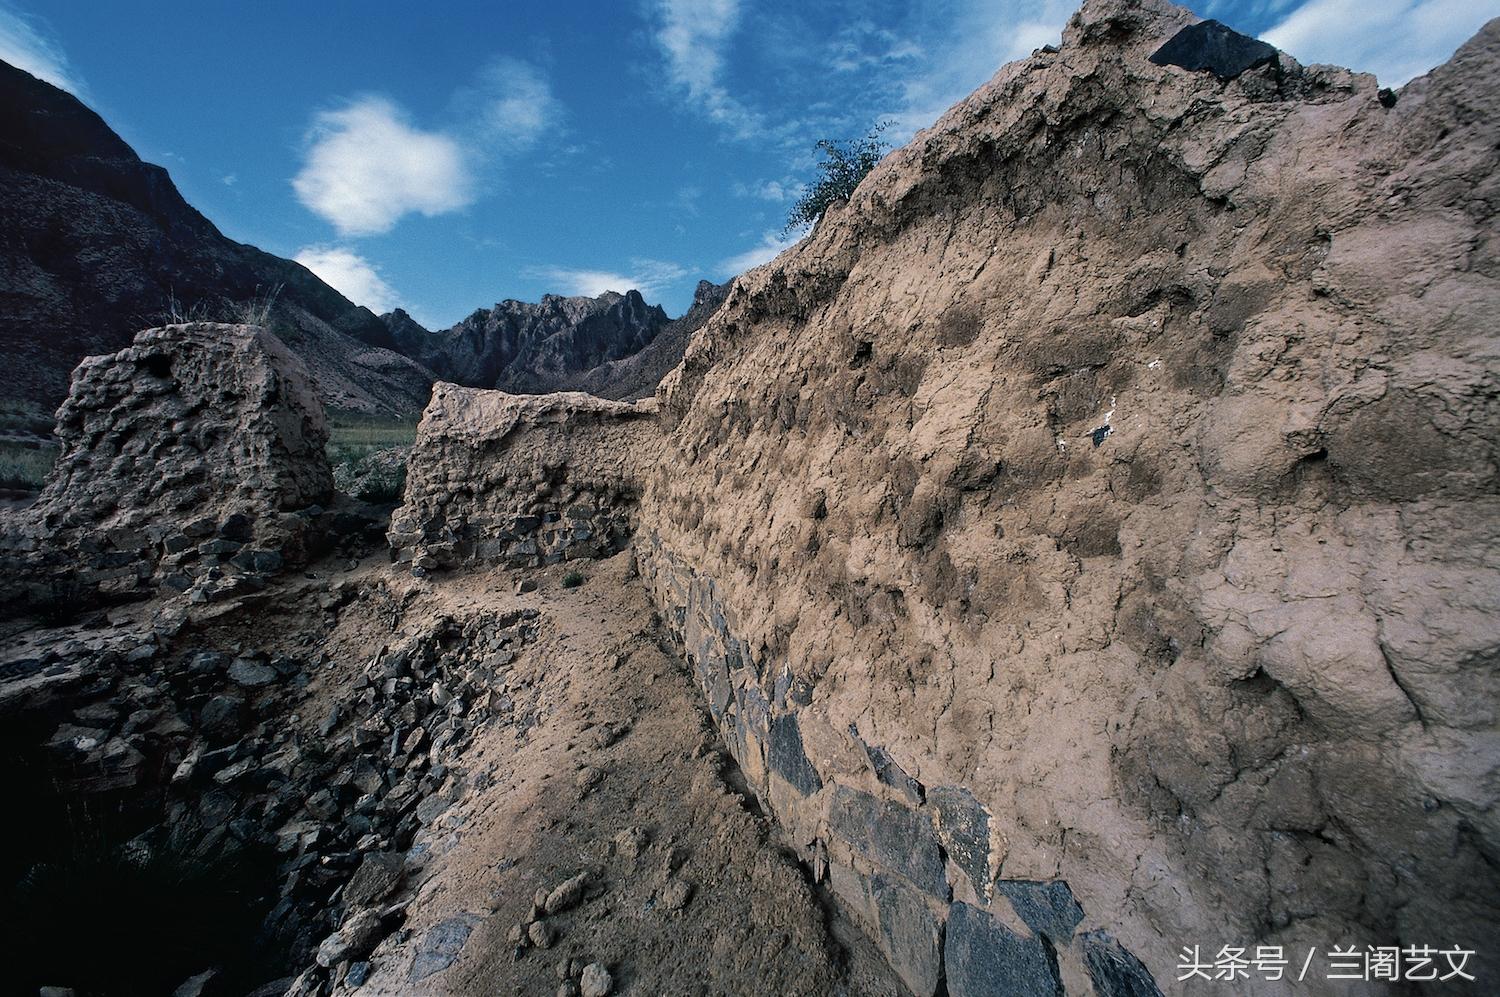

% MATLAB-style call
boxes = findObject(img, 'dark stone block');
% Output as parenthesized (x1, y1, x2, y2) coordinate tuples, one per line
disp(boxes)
(218, 512, 254, 541)
(232, 548, 283, 573)
(995, 880, 1084, 943)
(735, 682, 770, 740)
(199, 694, 244, 743)
(864, 741, 925, 806)
(872, 874, 942, 996)
(930, 786, 989, 891)
(409, 915, 476, 981)
(1149, 20, 1278, 80)
(828, 786, 947, 898)
(944, 901, 1062, 997)
(768, 713, 823, 795)
(1082, 930, 1165, 997)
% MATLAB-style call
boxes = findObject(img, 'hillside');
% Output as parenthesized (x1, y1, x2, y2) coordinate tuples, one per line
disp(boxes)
(0, 58, 436, 422)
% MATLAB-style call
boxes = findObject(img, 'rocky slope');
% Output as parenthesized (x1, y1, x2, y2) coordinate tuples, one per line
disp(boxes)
(0, 59, 435, 421)
(393, 0, 1500, 993)
(574, 279, 732, 401)
(383, 283, 727, 400)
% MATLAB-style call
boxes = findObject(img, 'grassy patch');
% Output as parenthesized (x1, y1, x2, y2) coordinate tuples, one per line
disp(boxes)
(561, 569, 586, 589)
(326, 409, 420, 449)
(326, 411, 417, 504)
(0, 440, 58, 491)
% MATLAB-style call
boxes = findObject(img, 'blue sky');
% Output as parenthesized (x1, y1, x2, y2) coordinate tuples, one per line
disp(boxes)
(3, 0, 1495, 327)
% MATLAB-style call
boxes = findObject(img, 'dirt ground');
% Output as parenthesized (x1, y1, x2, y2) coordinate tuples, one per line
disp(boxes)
(288, 551, 909, 996)
(0, 546, 909, 997)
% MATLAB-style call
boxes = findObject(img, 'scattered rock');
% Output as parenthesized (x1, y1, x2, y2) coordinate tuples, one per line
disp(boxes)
(544, 872, 590, 915)
(659, 877, 693, 913)
(528, 920, 557, 948)
(316, 908, 386, 968)
(409, 916, 476, 982)
(613, 826, 649, 860)
(170, 968, 217, 997)
(344, 851, 405, 910)
(227, 657, 279, 687)
(345, 961, 373, 988)
(580, 962, 613, 997)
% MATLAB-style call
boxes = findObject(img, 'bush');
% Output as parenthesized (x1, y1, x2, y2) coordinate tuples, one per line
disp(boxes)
(785, 123, 891, 233)
(561, 570, 585, 589)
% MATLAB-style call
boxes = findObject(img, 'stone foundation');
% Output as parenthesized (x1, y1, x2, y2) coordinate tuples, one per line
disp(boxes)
(636, 532, 1161, 996)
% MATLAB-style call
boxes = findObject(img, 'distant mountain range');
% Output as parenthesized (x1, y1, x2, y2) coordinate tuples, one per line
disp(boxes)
(0, 58, 726, 432)
(381, 278, 729, 401)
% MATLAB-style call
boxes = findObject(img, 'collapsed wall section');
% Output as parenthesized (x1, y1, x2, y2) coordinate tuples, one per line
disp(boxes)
(387, 385, 657, 572)
(3, 322, 335, 606)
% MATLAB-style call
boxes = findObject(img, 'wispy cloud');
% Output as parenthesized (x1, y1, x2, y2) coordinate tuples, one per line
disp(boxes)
(455, 56, 564, 152)
(0, 3, 83, 95)
(294, 245, 402, 314)
(718, 229, 804, 276)
(732, 178, 800, 203)
(1264, 0, 1500, 86)
(650, 0, 761, 134)
(880, 0, 1073, 139)
(526, 258, 691, 300)
(292, 97, 473, 237)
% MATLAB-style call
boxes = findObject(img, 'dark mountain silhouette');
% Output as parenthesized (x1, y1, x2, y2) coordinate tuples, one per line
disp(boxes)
(0, 58, 435, 425)
(383, 281, 727, 398)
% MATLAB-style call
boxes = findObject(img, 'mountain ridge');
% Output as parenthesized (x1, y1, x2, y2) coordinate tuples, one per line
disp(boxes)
(0, 58, 437, 420)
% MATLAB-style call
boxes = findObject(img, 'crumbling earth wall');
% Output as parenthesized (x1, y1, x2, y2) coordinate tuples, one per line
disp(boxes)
(4, 322, 336, 606)
(636, 1, 1500, 995)
(387, 0, 1500, 993)
(387, 385, 655, 573)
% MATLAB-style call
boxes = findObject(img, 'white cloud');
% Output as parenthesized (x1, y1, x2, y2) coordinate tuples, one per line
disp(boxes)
(718, 229, 804, 276)
(294, 245, 401, 314)
(295, 59, 561, 236)
(733, 178, 799, 203)
(526, 258, 691, 300)
(0, 4, 83, 95)
(1264, 0, 1500, 86)
(455, 56, 562, 151)
(651, 0, 761, 134)
(221, 173, 237, 186)
(293, 97, 473, 237)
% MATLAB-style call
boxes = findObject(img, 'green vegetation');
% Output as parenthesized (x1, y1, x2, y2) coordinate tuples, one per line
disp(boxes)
(561, 569, 586, 589)
(326, 409, 420, 449)
(326, 409, 419, 504)
(0, 439, 58, 491)
(785, 123, 891, 233)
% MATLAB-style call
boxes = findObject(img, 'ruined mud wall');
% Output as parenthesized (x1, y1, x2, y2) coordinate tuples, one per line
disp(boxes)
(388, 386, 655, 572)
(633, 1, 1500, 994)
(3, 322, 334, 606)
